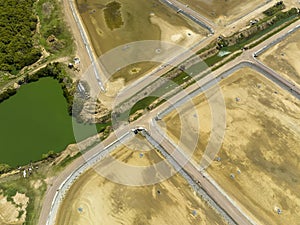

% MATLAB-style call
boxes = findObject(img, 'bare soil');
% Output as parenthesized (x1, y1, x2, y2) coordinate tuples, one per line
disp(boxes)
(77, 0, 206, 55)
(75, 0, 207, 84)
(0, 192, 29, 225)
(163, 68, 300, 225)
(260, 28, 300, 88)
(177, 0, 264, 25)
(55, 135, 226, 225)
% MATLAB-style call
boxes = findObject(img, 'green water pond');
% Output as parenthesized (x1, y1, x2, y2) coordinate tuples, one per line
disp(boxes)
(0, 77, 98, 167)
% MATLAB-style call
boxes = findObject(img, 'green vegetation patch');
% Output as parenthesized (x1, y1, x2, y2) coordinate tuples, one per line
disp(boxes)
(125, 70, 193, 117)
(36, 0, 74, 55)
(263, 1, 285, 16)
(130, 96, 158, 115)
(0, 0, 41, 73)
(200, 7, 299, 67)
(0, 176, 47, 224)
(103, 1, 124, 30)
(0, 164, 11, 175)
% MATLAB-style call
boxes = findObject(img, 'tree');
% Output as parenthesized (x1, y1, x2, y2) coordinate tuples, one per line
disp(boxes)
(0, 0, 41, 73)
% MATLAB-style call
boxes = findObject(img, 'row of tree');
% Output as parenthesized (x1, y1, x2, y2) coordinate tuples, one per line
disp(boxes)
(263, 1, 285, 16)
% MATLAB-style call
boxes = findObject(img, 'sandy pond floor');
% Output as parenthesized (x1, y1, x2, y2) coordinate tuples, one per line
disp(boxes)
(55, 135, 227, 225)
(163, 67, 300, 225)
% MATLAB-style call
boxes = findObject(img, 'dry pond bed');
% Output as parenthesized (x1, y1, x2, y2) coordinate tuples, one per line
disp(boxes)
(163, 67, 300, 225)
(55, 135, 227, 225)
(259, 28, 300, 88)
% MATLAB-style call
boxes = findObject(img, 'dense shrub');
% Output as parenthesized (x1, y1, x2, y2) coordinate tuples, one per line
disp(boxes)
(0, 87, 17, 103)
(37, 0, 74, 54)
(263, 1, 285, 16)
(0, 0, 41, 72)
(0, 164, 11, 174)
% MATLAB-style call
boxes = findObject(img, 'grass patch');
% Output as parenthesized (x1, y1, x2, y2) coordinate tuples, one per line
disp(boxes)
(126, 71, 195, 117)
(116, 67, 199, 120)
(103, 1, 124, 30)
(211, 52, 242, 71)
(204, 54, 224, 67)
(35, 0, 74, 57)
(196, 42, 215, 55)
(17, 210, 25, 219)
(52, 152, 83, 174)
(96, 121, 112, 133)
(0, 174, 47, 225)
(130, 96, 158, 115)
(171, 71, 192, 85)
